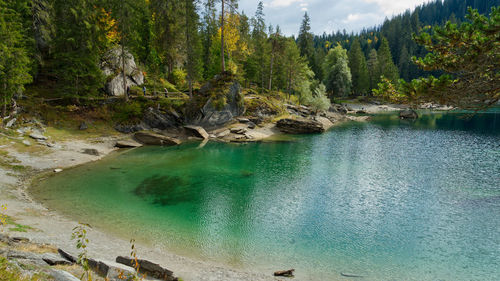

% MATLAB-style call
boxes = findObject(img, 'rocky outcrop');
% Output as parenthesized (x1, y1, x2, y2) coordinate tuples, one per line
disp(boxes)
(399, 109, 418, 119)
(115, 140, 142, 148)
(116, 256, 177, 281)
(115, 107, 182, 134)
(276, 117, 327, 134)
(134, 131, 181, 146)
(187, 79, 245, 128)
(184, 125, 209, 139)
(101, 46, 144, 96)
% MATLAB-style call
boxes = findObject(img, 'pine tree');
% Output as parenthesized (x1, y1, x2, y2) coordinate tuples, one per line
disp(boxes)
(51, 0, 105, 97)
(184, 0, 202, 96)
(297, 12, 317, 77)
(0, 0, 32, 117)
(201, 0, 218, 79)
(348, 39, 369, 95)
(367, 49, 379, 90)
(398, 44, 410, 81)
(377, 36, 399, 82)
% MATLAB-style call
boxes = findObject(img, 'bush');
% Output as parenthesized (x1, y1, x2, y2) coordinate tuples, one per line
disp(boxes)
(113, 101, 143, 122)
(170, 69, 187, 89)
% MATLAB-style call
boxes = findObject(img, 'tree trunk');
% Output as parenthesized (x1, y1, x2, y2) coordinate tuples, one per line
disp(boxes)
(121, 43, 128, 102)
(269, 52, 274, 91)
(188, 80, 193, 98)
(221, 0, 225, 73)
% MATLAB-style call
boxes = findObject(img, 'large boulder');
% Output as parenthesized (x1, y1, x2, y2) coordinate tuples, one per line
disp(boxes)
(134, 131, 181, 146)
(186, 77, 245, 129)
(277, 117, 328, 134)
(184, 125, 209, 139)
(115, 107, 182, 134)
(399, 109, 418, 119)
(101, 46, 144, 96)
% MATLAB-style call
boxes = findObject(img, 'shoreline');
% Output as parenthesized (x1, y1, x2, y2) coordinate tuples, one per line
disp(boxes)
(1, 135, 287, 281)
(0, 104, 403, 280)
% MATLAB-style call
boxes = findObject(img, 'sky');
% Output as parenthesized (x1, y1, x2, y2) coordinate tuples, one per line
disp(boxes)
(237, 0, 432, 36)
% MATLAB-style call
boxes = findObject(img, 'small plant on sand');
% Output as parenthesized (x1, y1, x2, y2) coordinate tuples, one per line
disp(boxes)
(71, 223, 92, 281)
(0, 205, 7, 231)
(129, 239, 146, 280)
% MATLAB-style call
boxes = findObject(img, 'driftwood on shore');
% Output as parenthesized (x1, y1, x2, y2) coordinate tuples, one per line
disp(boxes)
(274, 268, 295, 277)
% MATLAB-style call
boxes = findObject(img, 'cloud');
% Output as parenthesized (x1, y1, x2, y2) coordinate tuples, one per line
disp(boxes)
(268, 0, 305, 8)
(238, 0, 429, 35)
(363, 0, 429, 16)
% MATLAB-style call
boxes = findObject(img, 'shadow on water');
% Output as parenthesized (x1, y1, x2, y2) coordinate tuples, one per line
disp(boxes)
(367, 110, 500, 134)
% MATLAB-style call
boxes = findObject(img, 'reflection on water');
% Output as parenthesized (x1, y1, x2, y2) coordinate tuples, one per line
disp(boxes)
(32, 111, 500, 280)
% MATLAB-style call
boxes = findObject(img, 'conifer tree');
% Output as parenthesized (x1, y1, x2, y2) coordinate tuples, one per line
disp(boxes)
(367, 49, 380, 90)
(0, 0, 32, 117)
(348, 39, 369, 95)
(184, 0, 202, 96)
(297, 12, 318, 77)
(377, 36, 399, 82)
(51, 0, 105, 97)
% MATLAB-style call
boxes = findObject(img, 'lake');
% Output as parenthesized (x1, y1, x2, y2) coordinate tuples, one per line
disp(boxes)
(32, 110, 500, 280)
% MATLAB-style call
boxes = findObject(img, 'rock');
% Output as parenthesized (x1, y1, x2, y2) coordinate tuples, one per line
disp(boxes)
(356, 110, 367, 114)
(315, 116, 334, 131)
(54, 169, 63, 173)
(116, 256, 176, 281)
(115, 140, 142, 148)
(188, 81, 245, 128)
(29, 132, 48, 140)
(341, 272, 364, 278)
(22, 140, 31, 146)
(237, 117, 250, 123)
(51, 270, 81, 281)
(274, 269, 295, 277)
(216, 130, 230, 138)
(247, 121, 256, 129)
(57, 249, 77, 263)
(99, 260, 135, 281)
(230, 124, 248, 134)
(6, 250, 41, 260)
(329, 104, 348, 114)
(79, 122, 88, 130)
(6, 118, 17, 128)
(101, 46, 144, 96)
(184, 125, 209, 139)
(276, 118, 326, 134)
(399, 109, 418, 119)
(248, 116, 264, 125)
(115, 123, 148, 134)
(134, 131, 181, 146)
(82, 148, 100, 156)
(143, 107, 181, 130)
(42, 253, 73, 266)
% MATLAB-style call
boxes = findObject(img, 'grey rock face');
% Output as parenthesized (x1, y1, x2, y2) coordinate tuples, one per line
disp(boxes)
(184, 125, 209, 139)
(143, 107, 181, 130)
(51, 270, 81, 281)
(134, 131, 181, 146)
(189, 81, 245, 129)
(101, 46, 144, 96)
(276, 118, 326, 134)
(42, 253, 73, 266)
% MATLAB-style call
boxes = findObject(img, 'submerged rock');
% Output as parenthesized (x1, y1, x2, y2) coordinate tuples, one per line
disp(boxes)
(399, 109, 418, 119)
(134, 131, 181, 146)
(82, 148, 100, 156)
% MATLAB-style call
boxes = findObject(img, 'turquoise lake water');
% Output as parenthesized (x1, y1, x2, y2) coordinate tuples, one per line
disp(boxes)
(32, 111, 500, 280)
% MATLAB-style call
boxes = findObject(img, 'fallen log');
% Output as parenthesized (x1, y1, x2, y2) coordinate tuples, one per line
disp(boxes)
(274, 269, 295, 277)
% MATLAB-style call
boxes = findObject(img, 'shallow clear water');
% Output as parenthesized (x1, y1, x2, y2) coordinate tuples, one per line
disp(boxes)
(32, 111, 500, 280)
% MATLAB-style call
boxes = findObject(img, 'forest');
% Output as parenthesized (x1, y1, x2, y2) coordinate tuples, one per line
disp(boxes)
(0, 0, 499, 117)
